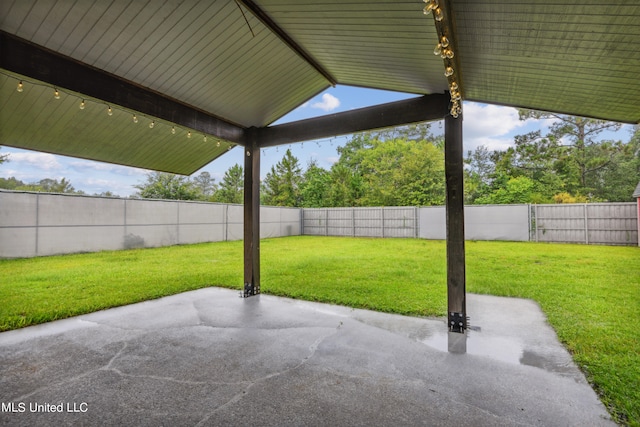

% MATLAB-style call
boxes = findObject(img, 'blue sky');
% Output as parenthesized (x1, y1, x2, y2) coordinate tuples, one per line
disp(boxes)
(1, 85, 635, 197)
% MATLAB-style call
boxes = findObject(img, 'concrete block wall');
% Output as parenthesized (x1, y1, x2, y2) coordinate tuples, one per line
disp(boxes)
(0, 191, 302, 258)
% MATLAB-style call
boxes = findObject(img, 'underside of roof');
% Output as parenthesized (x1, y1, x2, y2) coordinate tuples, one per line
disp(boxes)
(1, 0, 638, 175)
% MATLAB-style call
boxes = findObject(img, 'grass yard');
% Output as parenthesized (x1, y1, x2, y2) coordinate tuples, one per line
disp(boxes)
(0, 236, 638, 425)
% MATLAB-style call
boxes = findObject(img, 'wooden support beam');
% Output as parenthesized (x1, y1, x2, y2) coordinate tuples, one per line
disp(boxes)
(258, 94, 449, 148)
(243, 128, 261, 297)
(0, 31, 245, 144)
(444, 113, 466, 333)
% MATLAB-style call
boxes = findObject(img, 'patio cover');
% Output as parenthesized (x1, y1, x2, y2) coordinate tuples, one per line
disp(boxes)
(1, 0, 639, 174)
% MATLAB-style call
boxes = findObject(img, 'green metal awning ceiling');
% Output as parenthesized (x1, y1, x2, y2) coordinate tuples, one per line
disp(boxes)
(1, 0, 638, 175)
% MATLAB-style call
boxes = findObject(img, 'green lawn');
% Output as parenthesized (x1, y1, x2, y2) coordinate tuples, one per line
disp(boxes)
(0, 236, 638, 425)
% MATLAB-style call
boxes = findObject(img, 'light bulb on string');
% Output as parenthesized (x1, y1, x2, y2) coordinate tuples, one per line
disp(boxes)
(132, 114, 138, 123)
(107, 106, 113, 116)
(187, 131, 191, 139)
(216, 141, 221, 147)
(79, 99, 85, 110)
(423, 0, 438, 14)
(433, 43, 442, 56)
(149, 121, 155, 129)
(440, 36, 449, 48)
(434, 8, 444, 21)
(171, 126, 176, 134)
(17, 81, 24, 92)
(54, 88, 60, 99)
(203, 135, 207, 142)
(444, 67, 454, 77)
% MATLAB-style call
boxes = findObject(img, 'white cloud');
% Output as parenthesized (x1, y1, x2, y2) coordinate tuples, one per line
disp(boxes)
(69, 160, 148, 176)
(326, 156, 339, 165)
(7, 152, 62, 171)
(312, 93, 341, 112)
(462, 102, 529, 151)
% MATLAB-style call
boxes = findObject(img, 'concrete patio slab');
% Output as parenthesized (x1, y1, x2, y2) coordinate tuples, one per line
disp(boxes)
(0, 287, 614, 426)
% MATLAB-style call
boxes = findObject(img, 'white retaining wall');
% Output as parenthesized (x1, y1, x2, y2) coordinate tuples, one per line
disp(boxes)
(0, 191, 301, 258)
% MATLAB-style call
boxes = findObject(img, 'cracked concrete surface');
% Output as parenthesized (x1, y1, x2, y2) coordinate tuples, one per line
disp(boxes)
(0, 287, 614, 426)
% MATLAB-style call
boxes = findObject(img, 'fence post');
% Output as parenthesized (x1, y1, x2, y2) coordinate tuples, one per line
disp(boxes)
(352, 208, 356, 237)
(534, 204, 539, 242)
(584, 204, 589, 244)
(381, 207, 385, 238)
(35, 193, 40, 256)
(325, 209, 329, 236)
(176, 201, 180, 244)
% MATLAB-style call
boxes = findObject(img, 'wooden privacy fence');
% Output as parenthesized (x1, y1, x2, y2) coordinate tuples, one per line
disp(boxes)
(532, 203, 638, 246)
(303, 207, 419, 238)
(303, 203, 638, 246)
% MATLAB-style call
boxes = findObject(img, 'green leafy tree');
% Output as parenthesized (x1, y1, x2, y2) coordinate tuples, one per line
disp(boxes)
(0, 147, 8, 166)
(359, 138, 445, 206)
(592, 126, 640, 201)
(0, 177, 25, 190)
(326, 163, 363, 207)
(300, 160, 332, 207)
(475, 176, 546, 204)
(262, 149, 303, 207)
(192, 171, 218, 200)
(15, 178, 81, 194)
(465, 145, 502, 203)
(518, 110, 624, 196)
(213, 164, 244, 204)
(134, 172, 199, 200)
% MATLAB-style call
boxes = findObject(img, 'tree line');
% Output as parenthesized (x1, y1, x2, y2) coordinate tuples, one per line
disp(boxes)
(2, 112, 638, 205)
(131, 115, 640, 206)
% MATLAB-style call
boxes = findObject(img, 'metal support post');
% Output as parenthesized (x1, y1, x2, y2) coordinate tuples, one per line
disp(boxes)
(243, 130, 260, 297)
(444, 113, 467, 333)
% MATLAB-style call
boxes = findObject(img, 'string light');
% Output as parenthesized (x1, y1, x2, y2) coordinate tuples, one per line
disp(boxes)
(423, 0, 438, 14)
(4, 72, 233, 143)
(424, 0, 462, 119)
